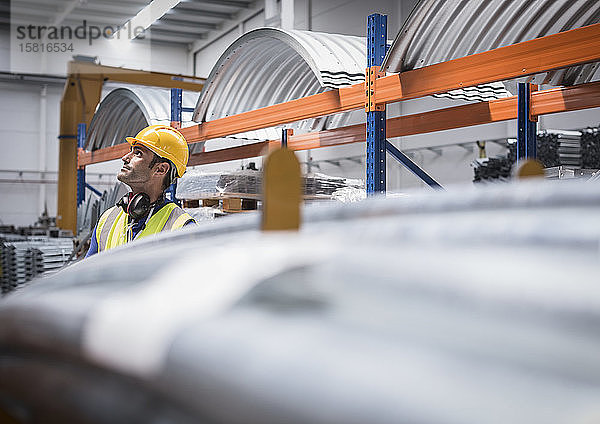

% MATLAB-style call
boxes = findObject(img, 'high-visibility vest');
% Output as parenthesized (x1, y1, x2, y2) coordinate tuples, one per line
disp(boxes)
(95, 203, 193, 252)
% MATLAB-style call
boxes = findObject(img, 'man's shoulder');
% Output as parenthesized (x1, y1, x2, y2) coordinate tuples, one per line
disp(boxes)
(161, 201, 197, 227)
(158, 200, 186, 212)
(100, 204, 121, 219)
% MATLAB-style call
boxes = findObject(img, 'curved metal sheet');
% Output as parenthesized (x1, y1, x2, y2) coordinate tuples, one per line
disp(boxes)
(193, 28, 366, 140)
(383, 0, 600, 91)
(86, 87, 202, 153)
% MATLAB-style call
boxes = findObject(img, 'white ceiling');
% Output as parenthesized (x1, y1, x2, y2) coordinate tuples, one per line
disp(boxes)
(7, 0, 256, 46)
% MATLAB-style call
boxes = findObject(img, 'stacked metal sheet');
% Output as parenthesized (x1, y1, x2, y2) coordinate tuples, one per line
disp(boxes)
(1, 241, 33, 292)
(0, 236, 73, 295)
(557, 133, 582, 167)
(581, 127, 600, 169)
(217, 171, 262, 195)
(473, 129, 597, 183)
(176, 169, 364, 199)
(30, 239, 75, 277)
(538, 131, 582, 167)
(544, 166, 599, 180)
(304, 173, 363, 196)
(383, 0, 600, 97)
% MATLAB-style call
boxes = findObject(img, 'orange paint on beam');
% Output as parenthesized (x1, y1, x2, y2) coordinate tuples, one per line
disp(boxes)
(180, 84, 364, 144)
(187, 142, 269, 167)
(531, 80, 600, 116)
(376, 23, 600, 104)
(78, 143, 129, 167)
(387, 97, 517, 138)
(79, 82, 600, 168)
(183, 82, 600, 166)
(179, 23, 600, 143)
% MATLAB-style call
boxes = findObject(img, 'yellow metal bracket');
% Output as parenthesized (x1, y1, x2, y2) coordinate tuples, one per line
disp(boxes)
(365, 65, 385, 112)
(261, 146, 302, 232)
(529, 84, 539, 122)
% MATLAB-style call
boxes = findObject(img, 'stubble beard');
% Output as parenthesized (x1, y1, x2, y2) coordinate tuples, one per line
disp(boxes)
(117, 167, 151, 189)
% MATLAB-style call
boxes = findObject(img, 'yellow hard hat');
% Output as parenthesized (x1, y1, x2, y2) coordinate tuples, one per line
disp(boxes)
(126, 125, 189, 177)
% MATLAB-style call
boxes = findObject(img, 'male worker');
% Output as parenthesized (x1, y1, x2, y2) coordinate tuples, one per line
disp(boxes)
(85, 125, 196, 257)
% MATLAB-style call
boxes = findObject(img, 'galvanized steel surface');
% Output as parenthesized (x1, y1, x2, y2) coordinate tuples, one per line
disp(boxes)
(2, 180, 600, 423)
(193, 28, 366, 140)
(0, 236, 73, 294)
(383, 0, 600, 88)
(85, 87, 201, 152)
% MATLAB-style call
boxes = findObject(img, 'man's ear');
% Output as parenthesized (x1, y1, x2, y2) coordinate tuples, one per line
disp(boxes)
(153, 162, 170, 176)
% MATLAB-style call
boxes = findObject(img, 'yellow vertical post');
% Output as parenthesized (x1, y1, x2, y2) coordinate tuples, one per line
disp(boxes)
(56, 76, 80, 234)
(514, 159, 545, 179)
(56, 70, 103, 234)
(262, 146, 302, 232)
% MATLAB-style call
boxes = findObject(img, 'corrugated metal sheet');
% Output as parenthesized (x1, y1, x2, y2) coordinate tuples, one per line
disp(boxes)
(383, 0, 600, 96)
(192, 28, 366, 141)
(85, 87, 202, 153)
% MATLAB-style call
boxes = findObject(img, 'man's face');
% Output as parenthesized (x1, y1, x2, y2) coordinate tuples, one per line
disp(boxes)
(117, 144, 154, 185)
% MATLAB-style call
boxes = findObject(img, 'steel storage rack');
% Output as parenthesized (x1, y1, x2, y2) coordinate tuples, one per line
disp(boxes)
(70, 11, 600, 227)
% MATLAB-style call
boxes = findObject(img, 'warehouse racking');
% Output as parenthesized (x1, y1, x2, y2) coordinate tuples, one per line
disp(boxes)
(64, 13, 600, 234)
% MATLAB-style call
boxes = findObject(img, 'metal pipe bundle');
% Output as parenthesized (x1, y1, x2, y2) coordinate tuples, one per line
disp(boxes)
(0, 237, 73, 295)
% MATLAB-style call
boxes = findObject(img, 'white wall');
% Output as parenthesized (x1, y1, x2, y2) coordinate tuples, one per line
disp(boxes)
(8, 21, 190, 76)
(0, 81, 61, 226)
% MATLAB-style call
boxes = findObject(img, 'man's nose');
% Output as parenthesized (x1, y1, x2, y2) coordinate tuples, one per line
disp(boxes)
(122, 151, 132, 162)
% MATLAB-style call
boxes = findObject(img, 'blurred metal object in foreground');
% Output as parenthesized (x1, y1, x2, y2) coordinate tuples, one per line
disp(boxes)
(1, 180, 600, 423)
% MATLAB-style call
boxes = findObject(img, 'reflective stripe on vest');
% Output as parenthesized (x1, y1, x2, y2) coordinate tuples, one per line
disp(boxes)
(97, 206, 121, 252)
(96, 203, 194, 252)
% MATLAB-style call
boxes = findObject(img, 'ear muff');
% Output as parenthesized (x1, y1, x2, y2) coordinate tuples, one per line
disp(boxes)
(127, 193, 151, 220)
(117, 192, 151, 220)
(116, 193, 131, 212)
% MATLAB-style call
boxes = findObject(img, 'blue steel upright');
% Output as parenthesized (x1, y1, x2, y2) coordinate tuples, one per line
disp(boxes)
(366, 13, 387, 196)
(517, 83, 537, 162)
(170, 88, 183, 123)
(167, 88, 183, 205)
(76, 123, 86, 206)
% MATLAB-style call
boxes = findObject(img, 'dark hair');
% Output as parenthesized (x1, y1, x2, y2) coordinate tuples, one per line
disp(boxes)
(149, 153, 175, 191)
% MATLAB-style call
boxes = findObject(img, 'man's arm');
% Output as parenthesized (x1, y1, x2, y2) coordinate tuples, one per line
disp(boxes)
(183, 218, 197, 227)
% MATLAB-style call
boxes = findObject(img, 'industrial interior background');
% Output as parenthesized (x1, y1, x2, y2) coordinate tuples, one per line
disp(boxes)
(1, 1, 600, 423)
(1, 0, 598, 227)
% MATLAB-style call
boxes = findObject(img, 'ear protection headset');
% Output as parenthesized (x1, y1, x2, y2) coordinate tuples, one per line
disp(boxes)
(116, 192, 152, 221)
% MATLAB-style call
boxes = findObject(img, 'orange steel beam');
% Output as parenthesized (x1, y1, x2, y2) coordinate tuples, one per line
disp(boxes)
(187, 142, 269, 167)
(180, 84, 364, 143)
(78, 144, 129, 167)
(182, 81, 600, 166)
(531, 81, 600, 116)
(178, 23, 600, 144)
(78, 23, 600, 169)
(77, 82, 600, 168)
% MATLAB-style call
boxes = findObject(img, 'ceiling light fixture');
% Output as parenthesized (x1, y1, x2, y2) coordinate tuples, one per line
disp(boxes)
(114, 0, 182, 41)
